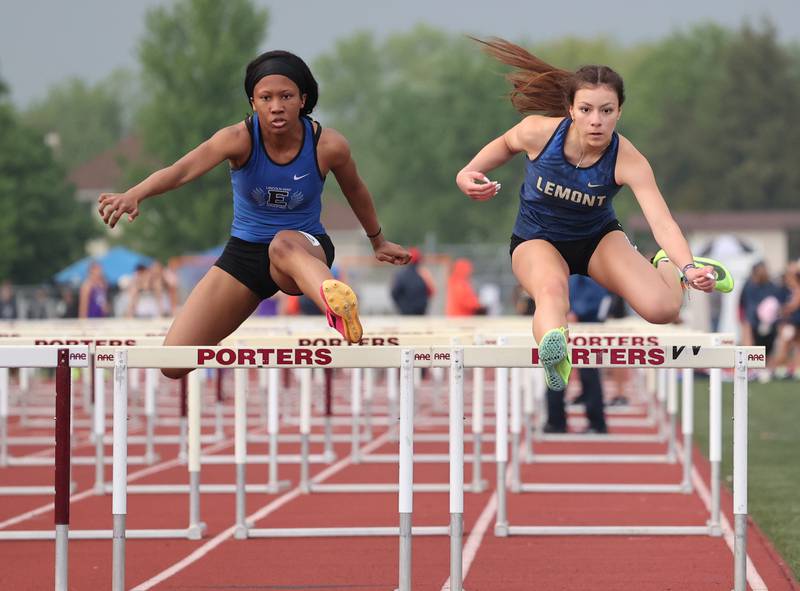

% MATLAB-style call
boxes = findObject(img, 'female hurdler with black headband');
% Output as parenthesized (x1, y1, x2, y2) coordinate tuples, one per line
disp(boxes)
(456, 39, 733, 391)
(99, 51, 410, 377)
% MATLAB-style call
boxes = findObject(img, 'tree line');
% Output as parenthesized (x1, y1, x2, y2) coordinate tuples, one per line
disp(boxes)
(1, 0, 798, 282)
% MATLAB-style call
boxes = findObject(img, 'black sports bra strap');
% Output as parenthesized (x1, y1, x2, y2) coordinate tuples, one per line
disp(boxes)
(312, 119, 322, 146)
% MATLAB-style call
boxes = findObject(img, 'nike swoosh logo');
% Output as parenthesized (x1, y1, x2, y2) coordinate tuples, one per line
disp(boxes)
(293, 173, 310, 181)
(587, 182, 603, 188)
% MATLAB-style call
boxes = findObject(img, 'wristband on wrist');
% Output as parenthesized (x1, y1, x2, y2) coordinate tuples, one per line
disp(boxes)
(681, 263, 696, 276)
(366, 226, 382, 239)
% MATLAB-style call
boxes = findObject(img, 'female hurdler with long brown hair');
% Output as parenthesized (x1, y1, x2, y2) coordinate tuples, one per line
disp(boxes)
(456, 39, 732, 391)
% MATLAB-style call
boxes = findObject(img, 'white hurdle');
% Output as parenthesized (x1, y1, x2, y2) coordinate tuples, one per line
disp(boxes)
(0, 346, 89, 591)
(95, 345, 454, 591)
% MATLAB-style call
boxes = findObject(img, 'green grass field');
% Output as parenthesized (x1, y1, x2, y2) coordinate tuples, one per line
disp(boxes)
(690, 376, 800, 579)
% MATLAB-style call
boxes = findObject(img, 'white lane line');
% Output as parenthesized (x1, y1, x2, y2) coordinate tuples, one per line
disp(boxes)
(678, 442, 768, 590)
(132, 432, 393, 591)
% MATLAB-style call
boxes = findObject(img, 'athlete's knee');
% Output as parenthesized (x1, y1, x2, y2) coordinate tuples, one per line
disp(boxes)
(268, 231, 298, 259)
(533, 281, 569, 305)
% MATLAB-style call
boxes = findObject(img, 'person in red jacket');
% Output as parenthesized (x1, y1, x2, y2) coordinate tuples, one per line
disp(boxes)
(446, 259, 486, 316)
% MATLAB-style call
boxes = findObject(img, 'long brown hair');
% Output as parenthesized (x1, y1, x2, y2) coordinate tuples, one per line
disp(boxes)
(474, 37, 625, 116)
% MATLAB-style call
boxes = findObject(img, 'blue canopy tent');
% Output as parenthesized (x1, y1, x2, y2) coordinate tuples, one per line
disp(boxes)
(54, 247, 154, 287)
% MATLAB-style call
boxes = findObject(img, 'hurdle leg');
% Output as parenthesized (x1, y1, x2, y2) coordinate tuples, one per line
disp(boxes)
(667, 368, 678, 462)
(112, 351, 129, 591)
(187, 371, 206, 539)
(144, 369, 159, 464)
(732, 349, 749, 591)
(708, 366, 722, 535)
(234, 368, 248, 538)
(266, 368, 290, 492)
(364, 368, 374, 440)
(0, 368, 8, 467)
(494, 365, 509, 537)
(300, 369, 311, 493)
(93, 365, 106, 494)
(680, 368, 694, 493)
(351, 368, 362, 463)
(323, 368, 335, 462)
(470, 366, 487, 492)
(396, 350, 414, 591)
(178, 376, 188, 463)
(54, 350, 71, 591)
(387, 367, 399, 441)
(522, 368, 535, 463)
(510, 368, 521, 493)
(215, 369, 224, 441)
(449, 349, 466, 591)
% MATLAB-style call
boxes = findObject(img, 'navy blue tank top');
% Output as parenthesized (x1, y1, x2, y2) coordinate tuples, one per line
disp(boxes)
(513, 118, 622, 241)
(230, 114, 326, 243)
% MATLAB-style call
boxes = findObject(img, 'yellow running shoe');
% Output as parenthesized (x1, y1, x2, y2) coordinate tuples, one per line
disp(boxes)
(320, 279, 363, 343)
(540, 327, 571, 392)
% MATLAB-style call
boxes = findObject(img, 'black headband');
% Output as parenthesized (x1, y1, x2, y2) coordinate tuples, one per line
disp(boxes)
(245, 58, 307, 100)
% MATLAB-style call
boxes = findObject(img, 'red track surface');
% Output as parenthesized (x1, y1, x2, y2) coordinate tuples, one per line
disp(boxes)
(0, 372, 798, 591)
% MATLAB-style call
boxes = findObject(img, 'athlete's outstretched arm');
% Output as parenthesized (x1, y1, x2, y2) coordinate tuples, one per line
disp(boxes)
(457, 116, 548, 200)
(325, 129, 409, 265)
(97, 124, 248, 228)
(616, 137, 715, 292)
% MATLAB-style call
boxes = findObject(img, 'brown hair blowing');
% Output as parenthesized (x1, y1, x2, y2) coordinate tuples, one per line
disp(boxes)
(474, 37, 625, 117)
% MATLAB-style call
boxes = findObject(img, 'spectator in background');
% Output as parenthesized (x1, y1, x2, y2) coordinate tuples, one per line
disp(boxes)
(150, 260, 180, 316)
(544, 274, 610, 434)
(478, 282, 503, 316)
(739, 261, 780, 353)
(55, 286, 79, 319)
(446, 259, 486, 316)
(127, 264, 157, 318)
(79, 262, 108, 318)
(391, 248, 435, 315)
(127, 261, 179, 318)
(27, 287, 50, 319)
(0, 280, 18, 320)
(766, 262, 800, 379)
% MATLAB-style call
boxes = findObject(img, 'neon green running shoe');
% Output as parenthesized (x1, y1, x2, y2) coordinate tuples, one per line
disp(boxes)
(689, 257, 734, 293)
(651, 248, 669, 268)
(651, 249, 734, 293)
(539, 327, 572, 392)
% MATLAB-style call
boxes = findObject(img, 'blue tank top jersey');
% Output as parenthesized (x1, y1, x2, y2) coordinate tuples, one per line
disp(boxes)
(513, 118, 622, 242)
(230, 114, 326, 243)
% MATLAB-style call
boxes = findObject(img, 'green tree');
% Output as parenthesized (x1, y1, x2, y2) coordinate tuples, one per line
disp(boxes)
(626, 21, 800, 212)
(22, 71, 135, 171)
(0, 81, 96, 283)
(122, 0, 268, 256)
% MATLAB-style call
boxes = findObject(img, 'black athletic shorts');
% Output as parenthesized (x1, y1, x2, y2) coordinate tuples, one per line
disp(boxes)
(214, 233, 335, 300)
(509, 219, 624, 276)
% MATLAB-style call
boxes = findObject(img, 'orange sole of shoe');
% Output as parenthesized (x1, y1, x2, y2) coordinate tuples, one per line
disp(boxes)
(321, 279, 363, 343)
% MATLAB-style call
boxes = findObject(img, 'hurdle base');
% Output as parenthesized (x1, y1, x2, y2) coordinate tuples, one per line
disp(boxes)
(505, 525, 711, 536)
(469, 478, 489, 493)
(234, 524, 249, 540)
(707, 521, 723, 537)
(187, 521, 207, 540)
(494, 522, 509, 537)
(265, 479, 292, 494)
